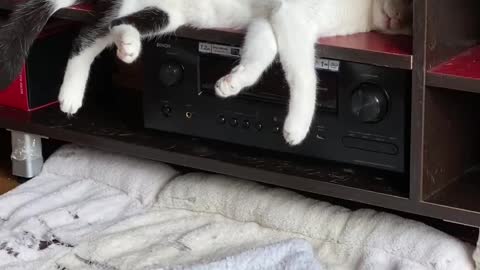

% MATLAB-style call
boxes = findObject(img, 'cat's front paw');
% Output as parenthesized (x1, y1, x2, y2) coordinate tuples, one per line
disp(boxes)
(112, 25, 141, 64)
(58, 87, 83, 115)
(283, 117, 311, 146)
(215, 74, 242, 98)
(116, 40, 141, 64)
(215, 65, 249, 98)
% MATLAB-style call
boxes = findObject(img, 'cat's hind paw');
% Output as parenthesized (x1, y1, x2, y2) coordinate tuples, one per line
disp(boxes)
(283, 118, 310, 146)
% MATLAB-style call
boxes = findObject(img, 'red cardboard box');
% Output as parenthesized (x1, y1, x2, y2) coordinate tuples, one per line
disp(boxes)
(0, 21, 78, 111)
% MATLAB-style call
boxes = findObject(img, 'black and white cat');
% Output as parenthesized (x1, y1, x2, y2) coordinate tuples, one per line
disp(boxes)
(0, 0, 412, 145)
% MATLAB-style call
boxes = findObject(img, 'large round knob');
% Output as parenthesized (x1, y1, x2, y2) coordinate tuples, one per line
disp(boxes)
(158, 61, 183, 87)
(351, 83, 389, 123)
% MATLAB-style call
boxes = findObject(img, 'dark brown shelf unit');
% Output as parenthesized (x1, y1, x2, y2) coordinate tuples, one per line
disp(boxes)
(2, 0, 480, 230)
(417, 0, 480, 227)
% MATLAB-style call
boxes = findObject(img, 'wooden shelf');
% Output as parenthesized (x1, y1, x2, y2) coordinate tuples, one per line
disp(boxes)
(427, 45, 480, 93)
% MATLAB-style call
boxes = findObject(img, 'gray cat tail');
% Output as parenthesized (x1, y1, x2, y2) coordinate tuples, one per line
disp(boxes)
(0, 0, 83, 90)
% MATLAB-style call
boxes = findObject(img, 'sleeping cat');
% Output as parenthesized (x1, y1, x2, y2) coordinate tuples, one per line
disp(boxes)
(0, 0, 412, 145)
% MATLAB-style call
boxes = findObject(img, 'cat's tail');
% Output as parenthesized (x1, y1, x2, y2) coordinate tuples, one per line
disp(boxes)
(0, 0, 86, 90)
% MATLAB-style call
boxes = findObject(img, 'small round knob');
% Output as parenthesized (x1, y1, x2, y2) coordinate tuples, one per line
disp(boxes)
(351, 83, 389, 123)
(158, 61, 183, 87)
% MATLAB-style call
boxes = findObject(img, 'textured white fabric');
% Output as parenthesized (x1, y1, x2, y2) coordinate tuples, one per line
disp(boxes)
(0, 145, 474, 270)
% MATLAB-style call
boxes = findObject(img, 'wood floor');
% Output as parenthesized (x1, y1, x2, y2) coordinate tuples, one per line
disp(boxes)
(0, 130, 18, 195)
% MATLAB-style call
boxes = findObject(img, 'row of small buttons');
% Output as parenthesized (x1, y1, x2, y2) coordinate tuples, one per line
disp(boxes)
(217, 115, 267, 132)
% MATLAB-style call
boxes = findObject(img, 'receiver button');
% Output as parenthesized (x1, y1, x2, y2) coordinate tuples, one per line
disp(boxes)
(342, 136, 398, 155)
(230, 118, 239, 127)
(162, 105, 172, 117)
(242, 120, 250, 129)
(217, 115, 226, 124)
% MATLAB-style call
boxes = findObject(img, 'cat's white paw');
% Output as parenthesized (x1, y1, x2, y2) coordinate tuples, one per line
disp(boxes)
(283, 117, 310, 146)
(113, 25, 141, 64)
(116, 40, 141, 64)
(215, 74, 242, 98)
(215, 65, 247, 98)
(58, 87, 83, 115)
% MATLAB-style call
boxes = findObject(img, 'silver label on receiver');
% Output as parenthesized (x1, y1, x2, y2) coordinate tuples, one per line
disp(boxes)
(199, 42, 242, 58)
(315, 58, 340, 72)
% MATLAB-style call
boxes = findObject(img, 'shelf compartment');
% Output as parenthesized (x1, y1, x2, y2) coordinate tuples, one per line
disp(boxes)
(177, 28, 413, 70)
(427, 45, 480, 93)
(426, 168, 480, 213)
(422, 87, 480, 223)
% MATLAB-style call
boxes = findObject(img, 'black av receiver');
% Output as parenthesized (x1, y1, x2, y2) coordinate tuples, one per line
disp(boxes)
(142, 37, 411, 173)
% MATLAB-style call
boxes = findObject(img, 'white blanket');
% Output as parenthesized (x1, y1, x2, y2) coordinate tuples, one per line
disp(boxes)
(0, 145, 474, 270)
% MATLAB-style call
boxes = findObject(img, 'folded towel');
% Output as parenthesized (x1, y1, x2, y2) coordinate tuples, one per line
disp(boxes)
(158, 172, 475, 270)
(0, 145, 474, 270)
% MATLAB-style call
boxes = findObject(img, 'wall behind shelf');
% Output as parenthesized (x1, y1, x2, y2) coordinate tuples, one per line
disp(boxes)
(0, 130, 18, 195)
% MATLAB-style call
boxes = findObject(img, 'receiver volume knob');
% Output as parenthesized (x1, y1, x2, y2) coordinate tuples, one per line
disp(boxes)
(351, 83, 388, 123)
(158, 61, 184, 87)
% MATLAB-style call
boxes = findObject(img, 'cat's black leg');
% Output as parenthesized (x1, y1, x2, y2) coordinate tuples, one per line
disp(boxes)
(109, 7, 171, 64)
(110, 7, 170, 36)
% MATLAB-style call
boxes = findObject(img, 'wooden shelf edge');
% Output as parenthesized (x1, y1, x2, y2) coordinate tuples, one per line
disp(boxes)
(427, 72, 480, 93)
(417, 202, 480, 227)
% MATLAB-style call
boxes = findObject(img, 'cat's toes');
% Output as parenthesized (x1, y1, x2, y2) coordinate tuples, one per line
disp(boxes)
(283, 118, 310, 146)
(113, 25, 141, 64)
(58, 89, 83, 115)
(215, 74, 243, 98)
(116, 40, 141, 64)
